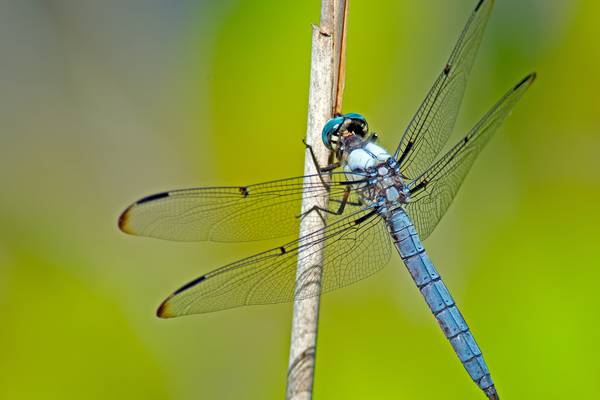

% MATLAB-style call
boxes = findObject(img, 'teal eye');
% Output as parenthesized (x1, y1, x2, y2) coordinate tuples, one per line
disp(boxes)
(343, 113, 366, 124)
(343, 113, 369, 137)
(322, 116, 345, 150)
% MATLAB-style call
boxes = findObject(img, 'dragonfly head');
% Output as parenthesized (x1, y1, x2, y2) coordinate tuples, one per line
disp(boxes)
(322, 113, 369, 156)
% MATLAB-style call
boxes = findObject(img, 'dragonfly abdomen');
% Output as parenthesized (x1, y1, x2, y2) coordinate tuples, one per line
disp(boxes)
(387, 208, 499, 400)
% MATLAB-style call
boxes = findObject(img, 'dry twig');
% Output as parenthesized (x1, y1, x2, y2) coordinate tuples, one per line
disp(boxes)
(285, 1, 349, 399)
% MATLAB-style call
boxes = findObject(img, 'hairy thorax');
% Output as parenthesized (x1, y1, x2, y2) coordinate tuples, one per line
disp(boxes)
(342, 141, 409, 211)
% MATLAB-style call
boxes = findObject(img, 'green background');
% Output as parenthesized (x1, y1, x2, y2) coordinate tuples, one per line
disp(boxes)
(1, 0, 598, 399)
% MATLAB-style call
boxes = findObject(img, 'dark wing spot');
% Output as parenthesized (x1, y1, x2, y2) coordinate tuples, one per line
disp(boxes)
(280, 246, 287, 254)
(156, 300, 171, 318)
(354, 209, 378, 225)
(239, 187, 249, 198)
(443, 63, 452, 75)
(398, 141, 414, 165)
(136, 191, 170, 205)
(514, 72, 537, 90)
(409, 179, 429, 195)
(117, 207, 132, 232)
(173, 275, 207, 295)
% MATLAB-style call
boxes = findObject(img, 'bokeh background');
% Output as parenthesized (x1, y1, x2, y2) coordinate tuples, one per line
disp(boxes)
(1, 0, 598, 399)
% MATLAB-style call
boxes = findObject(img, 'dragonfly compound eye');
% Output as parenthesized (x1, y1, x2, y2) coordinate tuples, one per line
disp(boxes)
(322, 116, 345, 150)
(343, 112, 369, 137)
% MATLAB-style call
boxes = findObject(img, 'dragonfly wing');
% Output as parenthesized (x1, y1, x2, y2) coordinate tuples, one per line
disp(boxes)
(157, 207, 392, 317)
(406, 73, 536, 239)
(394, 0, 494, 180)
(118, 172, 364, 242)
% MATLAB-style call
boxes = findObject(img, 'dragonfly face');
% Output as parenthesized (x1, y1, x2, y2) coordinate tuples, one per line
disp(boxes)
(321, 113, 368, 157)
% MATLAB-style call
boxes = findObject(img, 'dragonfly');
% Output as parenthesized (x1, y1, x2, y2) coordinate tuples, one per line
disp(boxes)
(119, 0, 534, 399)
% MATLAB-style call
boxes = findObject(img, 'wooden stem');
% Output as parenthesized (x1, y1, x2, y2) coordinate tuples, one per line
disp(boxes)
(285, 1, 348, 399)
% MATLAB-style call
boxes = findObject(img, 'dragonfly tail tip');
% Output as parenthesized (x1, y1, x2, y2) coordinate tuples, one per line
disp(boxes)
(484, 385, 499, 400)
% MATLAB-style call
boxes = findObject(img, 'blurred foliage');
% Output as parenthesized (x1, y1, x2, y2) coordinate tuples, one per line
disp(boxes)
(0, 0, 598, 399)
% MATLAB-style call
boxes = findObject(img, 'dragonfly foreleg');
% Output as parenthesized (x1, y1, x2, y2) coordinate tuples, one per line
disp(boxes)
(302, 139, 341, 189)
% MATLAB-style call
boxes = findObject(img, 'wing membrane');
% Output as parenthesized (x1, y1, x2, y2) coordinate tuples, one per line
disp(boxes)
(118, 172, 365, 242)
(157, 207, 392, 317)
(406, 73, 536, 239)
(394, 0, 494, 180)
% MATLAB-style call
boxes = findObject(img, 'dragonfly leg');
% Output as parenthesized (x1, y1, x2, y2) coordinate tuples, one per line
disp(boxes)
(302, 139, 341, 189)
(297, 186, 351, 224)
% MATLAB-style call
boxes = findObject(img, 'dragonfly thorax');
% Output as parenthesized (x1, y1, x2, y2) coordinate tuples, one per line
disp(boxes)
(343, 142, 410, 210)
(322, 113, 409, 209)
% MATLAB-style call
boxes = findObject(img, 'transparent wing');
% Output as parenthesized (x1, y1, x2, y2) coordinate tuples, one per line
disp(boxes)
(157, 207, 392, 317)
(406, 73, 536, 239)
(118, 172, 365, 242)
(394, 0, 494, 180)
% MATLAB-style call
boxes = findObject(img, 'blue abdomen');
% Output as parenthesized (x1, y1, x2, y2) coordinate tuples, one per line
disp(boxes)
(386, 208, 498, 399)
